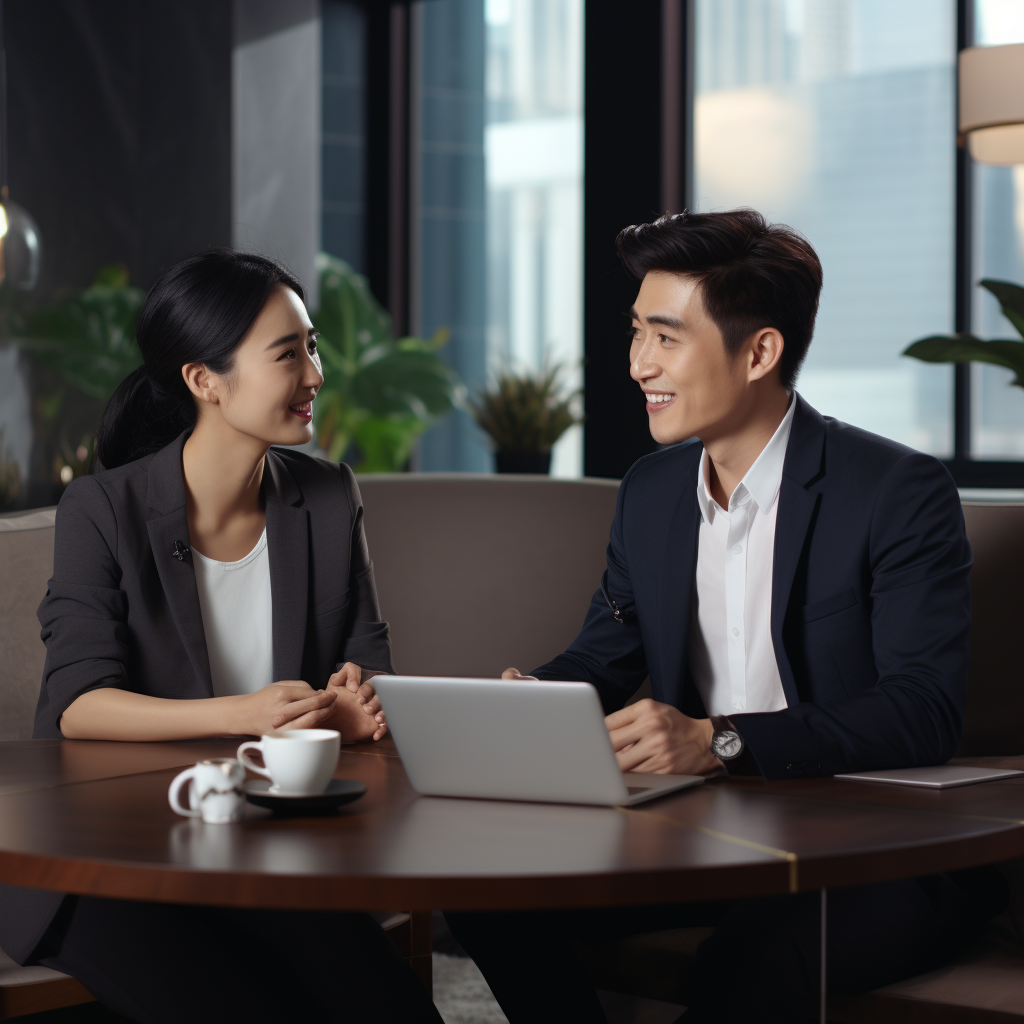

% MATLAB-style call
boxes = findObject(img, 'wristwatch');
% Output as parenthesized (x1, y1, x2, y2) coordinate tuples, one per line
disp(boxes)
(710, 715, 745, 762)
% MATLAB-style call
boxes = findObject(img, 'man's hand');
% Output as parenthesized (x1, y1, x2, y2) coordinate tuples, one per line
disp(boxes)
(324, 663, 387, 742)
(501, 667, 538, 680)
(238, 681, 338, 735)
(605, 699, 720, 775)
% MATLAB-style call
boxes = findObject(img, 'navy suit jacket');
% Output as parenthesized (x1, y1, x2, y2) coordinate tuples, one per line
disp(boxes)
(533, 394, 973, 781)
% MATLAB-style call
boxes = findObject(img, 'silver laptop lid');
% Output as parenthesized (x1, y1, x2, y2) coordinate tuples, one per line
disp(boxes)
(375, 675, 631, 805)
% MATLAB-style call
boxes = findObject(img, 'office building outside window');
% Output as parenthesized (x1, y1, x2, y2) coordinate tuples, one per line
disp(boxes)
(694, 0, 956, 456)
(412, 0, 584, 475)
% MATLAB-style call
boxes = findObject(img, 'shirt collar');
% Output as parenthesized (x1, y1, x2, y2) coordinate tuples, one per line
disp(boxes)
(696, 394, 797, 524)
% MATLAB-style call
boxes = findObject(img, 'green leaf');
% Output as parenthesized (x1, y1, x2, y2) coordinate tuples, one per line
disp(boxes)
(352, 416, 427, 472)
(310, 253, 462, 464)
(352, 348, 461, 419)
(980, 280, 1024, 340)
(903, 334, 1024, 386)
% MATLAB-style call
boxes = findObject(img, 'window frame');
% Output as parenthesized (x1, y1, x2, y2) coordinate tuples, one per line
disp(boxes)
(365, 0, 1016, 484)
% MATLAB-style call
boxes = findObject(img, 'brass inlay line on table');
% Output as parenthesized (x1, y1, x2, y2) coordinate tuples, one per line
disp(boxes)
(620, 806, 800, 893)
(738, 786, 1024, 829)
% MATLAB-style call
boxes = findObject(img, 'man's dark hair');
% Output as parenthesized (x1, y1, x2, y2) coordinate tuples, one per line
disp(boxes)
(616, 209, 823, 390)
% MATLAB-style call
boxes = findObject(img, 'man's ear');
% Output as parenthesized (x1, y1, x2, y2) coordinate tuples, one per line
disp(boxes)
(182, 363, 219, 404)
(747, 328, 784, 382)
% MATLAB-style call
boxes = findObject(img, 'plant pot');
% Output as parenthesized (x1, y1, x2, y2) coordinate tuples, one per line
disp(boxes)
(494, 450, 551, 475)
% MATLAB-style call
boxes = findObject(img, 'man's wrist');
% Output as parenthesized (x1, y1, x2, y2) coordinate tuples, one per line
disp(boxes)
(709, 715, 761, 776)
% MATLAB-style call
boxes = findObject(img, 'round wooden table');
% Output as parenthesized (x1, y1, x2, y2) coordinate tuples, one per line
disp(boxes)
(0, 737, 1020, 912)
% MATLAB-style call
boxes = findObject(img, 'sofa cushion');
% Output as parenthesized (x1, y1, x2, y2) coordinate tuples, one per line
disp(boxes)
(0, 508, 55, 741)
(828, 927, 1024, 1023)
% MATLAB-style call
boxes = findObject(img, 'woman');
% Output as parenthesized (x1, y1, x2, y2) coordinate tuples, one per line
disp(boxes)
(1, 250, 443, 1023)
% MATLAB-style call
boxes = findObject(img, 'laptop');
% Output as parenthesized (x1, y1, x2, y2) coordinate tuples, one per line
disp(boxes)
(374, 675, 705, 806)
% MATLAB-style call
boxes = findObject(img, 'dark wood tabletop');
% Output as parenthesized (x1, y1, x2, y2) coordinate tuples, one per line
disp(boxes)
(0, 737, 1020, 912)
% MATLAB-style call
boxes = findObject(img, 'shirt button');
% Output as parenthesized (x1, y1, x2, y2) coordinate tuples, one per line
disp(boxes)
(733, 701, 744, 711)
(731, 627, 739, 637)
(731, 545, 742, 554)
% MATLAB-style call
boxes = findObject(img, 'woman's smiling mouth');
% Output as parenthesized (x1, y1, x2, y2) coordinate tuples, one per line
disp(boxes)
(289, 400, 313, 421)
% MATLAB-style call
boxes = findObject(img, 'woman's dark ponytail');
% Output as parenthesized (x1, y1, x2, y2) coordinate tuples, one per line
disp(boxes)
(94, 366, 194, 470)
(94, 248, 304, 470)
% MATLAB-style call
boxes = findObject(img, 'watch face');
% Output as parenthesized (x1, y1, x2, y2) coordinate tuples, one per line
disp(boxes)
(713, 730, 743, 760)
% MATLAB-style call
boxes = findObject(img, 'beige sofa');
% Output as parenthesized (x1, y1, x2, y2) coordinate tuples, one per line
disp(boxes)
(2, 482, 1023, 1022)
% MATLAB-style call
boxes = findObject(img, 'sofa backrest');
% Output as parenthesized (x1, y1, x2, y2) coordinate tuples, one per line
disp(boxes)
(356, 474, 620, 678)
(957, 501, 1024, 756)
(0, 508, 56, 740)
(1, 489, 1020, 754)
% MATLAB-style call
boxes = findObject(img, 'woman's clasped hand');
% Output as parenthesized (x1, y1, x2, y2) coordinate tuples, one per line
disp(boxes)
(245, 662, 387, 742)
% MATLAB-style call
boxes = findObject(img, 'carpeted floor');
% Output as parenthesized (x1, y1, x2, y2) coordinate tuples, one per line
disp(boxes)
(433, 953, 510, 1024)
(431, 913, 684, 1024)
(432, 952, 684, 1024)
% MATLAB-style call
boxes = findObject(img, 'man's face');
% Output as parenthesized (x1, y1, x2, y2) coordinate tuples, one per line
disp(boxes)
(629, 271, 750, 446)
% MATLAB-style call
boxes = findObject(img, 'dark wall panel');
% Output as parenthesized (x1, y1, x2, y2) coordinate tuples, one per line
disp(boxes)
(583, 0, 664, 479)
(6, 0, 232, 292)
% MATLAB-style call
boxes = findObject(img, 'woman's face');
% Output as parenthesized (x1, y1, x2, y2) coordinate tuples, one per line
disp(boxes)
(192, 284, 325, 447)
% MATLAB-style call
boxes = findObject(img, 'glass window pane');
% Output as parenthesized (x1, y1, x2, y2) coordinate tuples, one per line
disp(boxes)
(412, 0, 584, 475)
(321, 1, 366, 270)
(694, 0, 956, 456)
(970, 0, 1024, 459)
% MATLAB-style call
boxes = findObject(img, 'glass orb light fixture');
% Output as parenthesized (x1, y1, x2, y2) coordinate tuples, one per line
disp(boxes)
(0, 188, 40, 290)
(0, 0, 39, 290)
(959, 42, 1024, 166)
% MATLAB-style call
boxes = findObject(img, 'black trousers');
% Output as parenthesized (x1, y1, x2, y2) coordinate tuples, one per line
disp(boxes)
(31, 896, 443, 1024)
(446, 869, 1008, 1024)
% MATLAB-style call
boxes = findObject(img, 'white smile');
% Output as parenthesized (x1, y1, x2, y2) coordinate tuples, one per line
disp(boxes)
(644, 392, 676, 405)
(289, 401, 312, 414)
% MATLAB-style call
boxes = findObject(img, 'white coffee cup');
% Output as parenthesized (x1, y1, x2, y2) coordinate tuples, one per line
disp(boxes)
(237, 729, 341, 795)
(168, 758, 246, 824)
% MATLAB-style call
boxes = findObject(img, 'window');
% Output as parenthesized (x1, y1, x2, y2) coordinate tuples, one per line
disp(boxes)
(693, 0, 957, 456)
(971, 0, 1024, 458)
(411, 0, 584, 475)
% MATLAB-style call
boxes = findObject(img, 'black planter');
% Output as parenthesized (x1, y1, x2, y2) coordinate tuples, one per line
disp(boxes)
(494, 450, 552, 475)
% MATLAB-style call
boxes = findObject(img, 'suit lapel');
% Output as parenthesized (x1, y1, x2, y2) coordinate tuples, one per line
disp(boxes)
(771, 395, 827, 705)
(145, 436, 311, 692)
(659, 471, 701, 711)
(147, 511, 214, 696)
(145, 433, 213, 697)
(263, 450, 309, 683)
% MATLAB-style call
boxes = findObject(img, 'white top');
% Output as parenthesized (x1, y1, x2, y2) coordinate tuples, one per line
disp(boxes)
(687, 397, 796, 718)
(192, 528, 274, 698)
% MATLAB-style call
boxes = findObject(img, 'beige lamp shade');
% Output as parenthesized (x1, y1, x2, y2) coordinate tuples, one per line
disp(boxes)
(960, 43, 1024, 165)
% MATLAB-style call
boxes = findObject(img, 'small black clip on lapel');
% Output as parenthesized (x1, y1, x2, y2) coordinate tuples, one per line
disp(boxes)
(172, 540, 191, 562)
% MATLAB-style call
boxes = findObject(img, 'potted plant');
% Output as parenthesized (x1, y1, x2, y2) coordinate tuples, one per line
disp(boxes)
(13, 263, 145, 493)
(469, 363, 581, 474)
(904, 279, 1024, 387)
(311, 254, 463, 471)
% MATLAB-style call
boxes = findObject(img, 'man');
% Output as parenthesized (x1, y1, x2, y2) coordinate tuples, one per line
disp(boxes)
(446, 210, 1006, 1023)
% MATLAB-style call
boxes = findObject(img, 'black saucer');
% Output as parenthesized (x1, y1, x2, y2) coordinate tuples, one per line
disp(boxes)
(243, 779, 366, 816)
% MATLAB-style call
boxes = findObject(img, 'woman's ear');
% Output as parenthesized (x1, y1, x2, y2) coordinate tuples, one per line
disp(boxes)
(182, 363, 219, 405)
(748, 327, 784, 382)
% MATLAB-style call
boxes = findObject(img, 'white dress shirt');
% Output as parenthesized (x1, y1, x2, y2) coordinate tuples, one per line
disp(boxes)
(688, 397, 796, 718)
(192, 528, 275, 698)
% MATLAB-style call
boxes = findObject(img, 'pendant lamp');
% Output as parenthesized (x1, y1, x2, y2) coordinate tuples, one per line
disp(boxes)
(959, 42, 1024, 166)
(0, 0, 39, 289)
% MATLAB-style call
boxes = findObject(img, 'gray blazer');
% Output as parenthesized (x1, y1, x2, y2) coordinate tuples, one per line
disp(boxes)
(1, 431, 394, 963)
